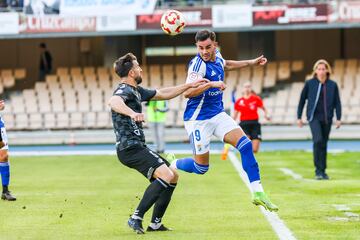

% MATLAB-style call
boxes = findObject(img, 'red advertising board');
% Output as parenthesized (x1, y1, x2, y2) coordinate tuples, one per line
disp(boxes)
(20, 16, 97, 33)
(253, 4, 328, 25)
(137, 8, 211, 29)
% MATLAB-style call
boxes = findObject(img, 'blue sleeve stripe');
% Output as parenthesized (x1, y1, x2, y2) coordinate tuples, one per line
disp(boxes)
(193, 57, 201, 73)
(195, 58, 203, 72)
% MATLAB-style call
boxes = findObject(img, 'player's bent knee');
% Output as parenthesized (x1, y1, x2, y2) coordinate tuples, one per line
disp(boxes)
(154, 164, 175, 183)
(0, 150, 9, 162)
(170, 168, 179, 182)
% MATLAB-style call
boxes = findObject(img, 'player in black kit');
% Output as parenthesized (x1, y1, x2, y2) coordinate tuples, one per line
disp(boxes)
(109, 53, 207, 234)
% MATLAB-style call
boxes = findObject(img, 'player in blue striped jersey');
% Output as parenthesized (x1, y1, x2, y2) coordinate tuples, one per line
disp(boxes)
(0, 100, 16, 201)
(170, 30, 278, 211)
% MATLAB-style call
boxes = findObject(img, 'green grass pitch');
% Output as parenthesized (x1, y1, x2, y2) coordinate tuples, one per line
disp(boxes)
(1, 151, 359, 240)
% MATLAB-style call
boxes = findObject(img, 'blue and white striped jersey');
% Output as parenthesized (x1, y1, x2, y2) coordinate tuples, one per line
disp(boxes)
(0, 116, 4, 128)
(184, 49, 225, 121)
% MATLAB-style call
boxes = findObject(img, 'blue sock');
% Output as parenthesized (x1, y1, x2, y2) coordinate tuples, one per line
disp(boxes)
(236, 136, 260, 182)
(176, 158, 209, 175)
(0, 162, 10, 191)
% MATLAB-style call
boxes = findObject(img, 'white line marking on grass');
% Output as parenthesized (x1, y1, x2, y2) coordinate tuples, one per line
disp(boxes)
(344, 212, 359, 218)
(228, 152, 297, 240)
(327, 217, 349, 222)
(333, 204, 351, 211)
(331, 204, 360, 221)
(278, 168, 303, 180)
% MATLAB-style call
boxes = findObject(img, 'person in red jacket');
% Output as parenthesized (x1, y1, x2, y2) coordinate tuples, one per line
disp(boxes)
(233, 82, 270, 153)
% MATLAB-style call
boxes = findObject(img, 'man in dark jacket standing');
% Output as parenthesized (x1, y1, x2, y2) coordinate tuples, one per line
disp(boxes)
(39, 42, 52, 81)
(297, 59, 342, 180)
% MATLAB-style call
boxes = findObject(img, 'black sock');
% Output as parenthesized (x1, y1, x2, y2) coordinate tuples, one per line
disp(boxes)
(151, 183, 177, 224)
(2, 185, 8, 193)
(132, 178, 169, 219)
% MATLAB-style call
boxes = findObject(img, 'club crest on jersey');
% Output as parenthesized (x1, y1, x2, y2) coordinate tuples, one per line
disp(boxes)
(189, 72, 198, 81)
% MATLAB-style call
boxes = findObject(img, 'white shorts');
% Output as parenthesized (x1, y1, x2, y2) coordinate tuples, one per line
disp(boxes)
(184, 112, 240, 155)
(0, 127, 9, 150)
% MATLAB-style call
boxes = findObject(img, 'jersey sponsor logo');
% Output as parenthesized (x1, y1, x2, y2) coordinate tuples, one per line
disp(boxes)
(208, 90, 222, 96)
(120, 84, 126, 89)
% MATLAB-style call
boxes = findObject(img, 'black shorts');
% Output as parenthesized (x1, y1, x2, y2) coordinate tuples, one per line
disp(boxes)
(116, 144, 170, 181)
(239, 120, 262, 140)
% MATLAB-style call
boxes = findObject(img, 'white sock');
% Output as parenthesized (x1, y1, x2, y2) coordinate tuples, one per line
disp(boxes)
(250, 180, 264, 193)
(149, 222, 162, 229)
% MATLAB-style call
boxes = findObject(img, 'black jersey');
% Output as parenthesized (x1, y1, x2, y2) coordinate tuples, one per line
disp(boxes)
(111, 83, 156, 151)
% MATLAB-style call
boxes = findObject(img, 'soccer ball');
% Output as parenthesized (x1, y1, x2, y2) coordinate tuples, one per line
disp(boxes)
(160, 10, 186, 36)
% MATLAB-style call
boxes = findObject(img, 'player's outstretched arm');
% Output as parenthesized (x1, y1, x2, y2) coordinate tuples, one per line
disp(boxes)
(108, 96, 144, 122)
(183, 81, 226, 98)
(152, 79, 208, 100)
(225, 55, 267, 71)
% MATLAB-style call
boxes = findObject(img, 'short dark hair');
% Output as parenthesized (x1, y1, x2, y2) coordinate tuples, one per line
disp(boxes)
(39, 43, 46, 48)
(113, 53, 137, 78)
(195, 29, 216, 42)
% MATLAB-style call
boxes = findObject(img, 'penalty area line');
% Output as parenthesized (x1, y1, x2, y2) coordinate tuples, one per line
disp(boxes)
(228, 152, 297, 240)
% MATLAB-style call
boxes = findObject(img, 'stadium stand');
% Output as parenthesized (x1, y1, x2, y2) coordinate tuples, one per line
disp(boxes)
(1, 58, 360, 130)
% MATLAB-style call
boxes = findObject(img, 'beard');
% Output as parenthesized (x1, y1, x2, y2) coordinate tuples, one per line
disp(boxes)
(135, 76, 142, 84)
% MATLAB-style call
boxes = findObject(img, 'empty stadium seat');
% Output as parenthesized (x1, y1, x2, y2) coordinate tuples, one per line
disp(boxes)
(70, 67, 82, 76)
(96, 112, 111, 128)
(44, 113, 56, 129)
(291, 60, 304, 72)
(70, 112, 83, 128)
(56, 113, 69, 128)
(29, 113, 42, 129)
(15, 113, 28, 129)
(57, 67, 69, 76)
(3, 76, 15, 88)
(14, 68, 26, 80)
(83, 66, 95, 76)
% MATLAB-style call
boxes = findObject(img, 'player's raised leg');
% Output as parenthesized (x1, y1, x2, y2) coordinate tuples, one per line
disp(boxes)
(224, 127, 278, 212)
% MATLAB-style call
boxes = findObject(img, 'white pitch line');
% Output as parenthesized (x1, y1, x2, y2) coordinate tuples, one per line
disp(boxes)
(228, 152, 297, 240)
(279, 168, 303, 180)
(333, 204, 351, 211)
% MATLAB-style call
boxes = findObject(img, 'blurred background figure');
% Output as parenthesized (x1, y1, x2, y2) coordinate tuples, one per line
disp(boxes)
(147, 100, 169, 154)
(0, 100, 16, 201)
(233, 82, 270, 153)
(297, 59, 342, 180)
(39, 42, 52, 82)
